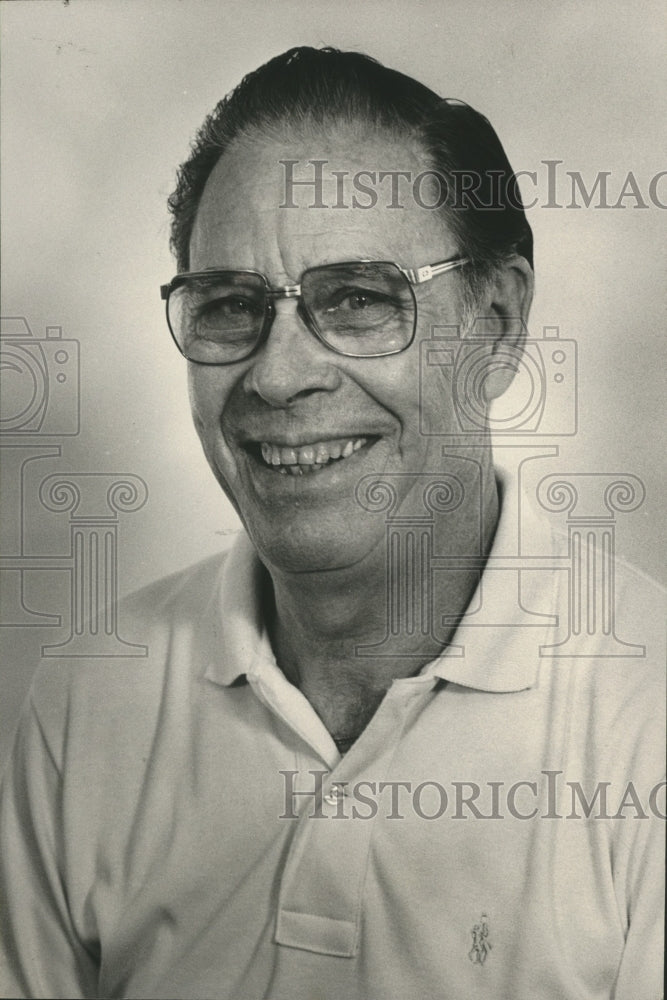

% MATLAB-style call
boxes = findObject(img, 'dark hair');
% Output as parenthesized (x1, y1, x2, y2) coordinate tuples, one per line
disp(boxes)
(168, 46, 533, 297)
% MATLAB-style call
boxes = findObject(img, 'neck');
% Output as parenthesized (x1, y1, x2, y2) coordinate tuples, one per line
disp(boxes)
(264, 472, 501, 742)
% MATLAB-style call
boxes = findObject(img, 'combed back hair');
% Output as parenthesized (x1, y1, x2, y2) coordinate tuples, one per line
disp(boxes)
(168, 46, 533, 308)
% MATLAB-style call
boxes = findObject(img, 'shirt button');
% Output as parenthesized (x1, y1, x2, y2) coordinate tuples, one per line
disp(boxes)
(323, 785, 347, 805)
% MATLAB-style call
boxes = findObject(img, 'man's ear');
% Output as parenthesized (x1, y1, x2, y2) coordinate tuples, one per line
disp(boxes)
(479, 255, 534, 402)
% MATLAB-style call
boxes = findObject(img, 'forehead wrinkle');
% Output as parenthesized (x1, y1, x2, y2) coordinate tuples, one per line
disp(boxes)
(272, 204, 432, 276)
(191, 129, 458, 279)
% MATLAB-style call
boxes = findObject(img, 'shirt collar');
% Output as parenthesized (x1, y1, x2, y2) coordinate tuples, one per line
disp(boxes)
(203, 533, 274, 688)
(204, 469, 559, 694)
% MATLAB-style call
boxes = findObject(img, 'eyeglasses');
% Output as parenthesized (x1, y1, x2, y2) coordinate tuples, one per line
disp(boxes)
(160, 256, 469, 364)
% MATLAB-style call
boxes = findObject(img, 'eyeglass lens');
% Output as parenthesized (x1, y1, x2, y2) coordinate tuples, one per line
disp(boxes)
(168, 262, 416, 362)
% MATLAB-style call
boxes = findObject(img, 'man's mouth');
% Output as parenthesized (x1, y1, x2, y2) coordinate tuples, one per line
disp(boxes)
(253, 436, 374, 475)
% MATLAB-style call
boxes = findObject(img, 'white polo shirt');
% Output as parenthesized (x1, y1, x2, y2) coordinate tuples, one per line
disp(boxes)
(1, 480, 664, 999)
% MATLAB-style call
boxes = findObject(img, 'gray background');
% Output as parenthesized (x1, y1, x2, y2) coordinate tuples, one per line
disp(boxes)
(1, 0, 665, 765)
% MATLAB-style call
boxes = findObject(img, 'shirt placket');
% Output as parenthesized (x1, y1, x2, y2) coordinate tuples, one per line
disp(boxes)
(269, 676, 439, 958)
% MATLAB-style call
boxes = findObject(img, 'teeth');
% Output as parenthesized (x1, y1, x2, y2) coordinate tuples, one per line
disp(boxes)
(298, 446, 316, 466)
(258, 437, 368, 469)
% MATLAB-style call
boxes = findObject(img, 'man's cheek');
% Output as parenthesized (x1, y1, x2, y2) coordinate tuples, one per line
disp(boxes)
(410, 381, 445, 442)
(188, 386, 217, 437)
(188, 369, 233, 419)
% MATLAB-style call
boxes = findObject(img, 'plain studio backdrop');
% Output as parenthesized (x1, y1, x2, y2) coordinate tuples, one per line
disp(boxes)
(1, 0, 665, 766)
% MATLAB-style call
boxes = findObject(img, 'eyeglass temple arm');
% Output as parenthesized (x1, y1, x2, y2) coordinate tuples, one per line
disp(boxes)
(403, 258, 469, 285)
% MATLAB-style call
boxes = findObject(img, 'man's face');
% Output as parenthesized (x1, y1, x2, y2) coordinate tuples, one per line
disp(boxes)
(187, 127, 492, 575)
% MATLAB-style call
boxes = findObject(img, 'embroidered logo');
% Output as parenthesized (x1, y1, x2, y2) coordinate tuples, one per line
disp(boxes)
(468, 913, 492, 965)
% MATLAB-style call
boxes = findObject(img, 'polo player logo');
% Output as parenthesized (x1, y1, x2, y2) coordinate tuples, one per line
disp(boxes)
(468, 913, 492, 965)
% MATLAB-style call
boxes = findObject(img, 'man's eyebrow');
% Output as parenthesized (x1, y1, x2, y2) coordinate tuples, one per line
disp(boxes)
(307, 247, 398, 265)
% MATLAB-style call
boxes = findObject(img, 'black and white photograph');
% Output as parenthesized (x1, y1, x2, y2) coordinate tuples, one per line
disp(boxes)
(1, 2, 665, 997)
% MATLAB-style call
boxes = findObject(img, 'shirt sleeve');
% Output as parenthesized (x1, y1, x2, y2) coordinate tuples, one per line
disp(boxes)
(0, 692, 99, 999)
(611, 794, 666, 1000)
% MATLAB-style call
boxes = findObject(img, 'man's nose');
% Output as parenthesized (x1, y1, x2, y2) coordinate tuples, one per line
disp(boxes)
(242, 299, 342, 407)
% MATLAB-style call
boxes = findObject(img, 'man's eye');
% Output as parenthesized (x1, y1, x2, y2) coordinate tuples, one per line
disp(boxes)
(346, 292, 379, 311)
(325, 288, 391, 313)
(199, 296, 261, 323)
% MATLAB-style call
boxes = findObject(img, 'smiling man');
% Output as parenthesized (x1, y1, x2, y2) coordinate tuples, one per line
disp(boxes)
(177, 118, 530, 742)
(1, 47, 664, 1000)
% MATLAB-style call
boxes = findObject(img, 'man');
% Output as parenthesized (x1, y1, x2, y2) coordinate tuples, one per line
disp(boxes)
(1, 47, 664, 999)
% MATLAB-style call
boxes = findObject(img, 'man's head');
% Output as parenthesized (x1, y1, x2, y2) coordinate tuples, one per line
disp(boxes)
(168, 46, 533, 316)
(165, 47, 534, 577)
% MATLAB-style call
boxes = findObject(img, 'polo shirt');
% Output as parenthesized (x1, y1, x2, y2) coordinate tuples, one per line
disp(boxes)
(1, 477, 664, 1000)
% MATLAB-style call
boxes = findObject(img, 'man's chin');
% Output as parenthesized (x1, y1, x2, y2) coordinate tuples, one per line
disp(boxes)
(246, 514, 380, 578)
(213, 437, 394, 573)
